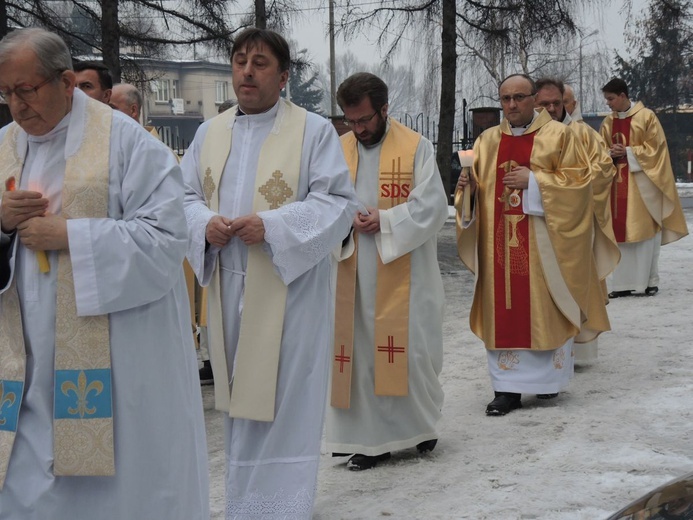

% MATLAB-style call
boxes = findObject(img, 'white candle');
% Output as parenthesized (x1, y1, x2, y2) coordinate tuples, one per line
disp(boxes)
(457, 149, 474, 167)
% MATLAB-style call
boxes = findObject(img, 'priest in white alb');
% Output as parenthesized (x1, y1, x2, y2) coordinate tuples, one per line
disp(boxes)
(325, 72, 447, 471)
(0, 28, 209, 519)
(180, 28, 358, 518)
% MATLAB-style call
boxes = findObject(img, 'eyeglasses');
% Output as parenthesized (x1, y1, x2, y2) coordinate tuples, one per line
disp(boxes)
(0, 70, 63, 103)
(343, 112, 378, 127)
(500, 93, 535, 104)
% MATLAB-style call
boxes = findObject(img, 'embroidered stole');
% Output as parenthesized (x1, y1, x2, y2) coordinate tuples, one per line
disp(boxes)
(611, 117, 631, 243)
(200, 100, 305, 422)
(0, 101, 114, 490)
(493, 132, 535, 348)
(331, 119, 419, 408)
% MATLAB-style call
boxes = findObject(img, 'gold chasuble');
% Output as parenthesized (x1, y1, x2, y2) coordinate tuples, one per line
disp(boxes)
(199, 100, 305, 422)
(0, 99, 114, 489)
(567, 120, 620, 282)
(332, 119, 419, 408)
(600, 101, 688, 245)
(456, 110, 609, 351)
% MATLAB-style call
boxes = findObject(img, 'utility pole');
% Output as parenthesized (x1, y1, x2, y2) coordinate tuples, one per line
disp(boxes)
(579, 29, 598, 108)
(329, 0, 336, 116)
(256, 0, 266, 29)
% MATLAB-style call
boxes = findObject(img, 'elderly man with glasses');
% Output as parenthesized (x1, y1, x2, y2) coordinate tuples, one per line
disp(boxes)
(0, 28, 209, 519)
(455, 73, 608, 416)
(324, 72, 448, 471)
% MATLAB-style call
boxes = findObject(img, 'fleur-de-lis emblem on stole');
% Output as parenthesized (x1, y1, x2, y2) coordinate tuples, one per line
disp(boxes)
(0, 381, 17, 426)
(60, 370, 104, 418)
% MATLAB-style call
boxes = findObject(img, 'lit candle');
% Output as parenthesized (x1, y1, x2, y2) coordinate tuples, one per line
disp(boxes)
(458, 149, 474, 168)
(457, 150, 474, 220)
(5, 176, 51, 273)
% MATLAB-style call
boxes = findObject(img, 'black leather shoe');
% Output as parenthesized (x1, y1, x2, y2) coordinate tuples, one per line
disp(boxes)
(416, 439, 438, 453)
(199, 360, 214, 386)
(608, 290, 633, 298)
(331, 452, 351, 457)
(347, 453, 391, 471)
(537, 393, 558, 399)
(486, 392, 522, 416)
(645, 286, 658, 296)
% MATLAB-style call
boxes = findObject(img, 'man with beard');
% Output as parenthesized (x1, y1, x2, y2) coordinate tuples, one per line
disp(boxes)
(456, 74, 607, 415)
(325, 72, 447, 470)
(535, 78, 618, 366)
(599, 78, 687, 298)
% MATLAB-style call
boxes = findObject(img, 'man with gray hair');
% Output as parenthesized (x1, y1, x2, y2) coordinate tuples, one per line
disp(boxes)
(109, 82, 143, 121)
(0, 28, 209, 519)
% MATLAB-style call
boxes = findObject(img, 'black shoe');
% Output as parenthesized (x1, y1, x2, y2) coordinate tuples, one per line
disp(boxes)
(416, 439, 438, 453)
(608, 290, 633, 298)
(347, 453, 391, 471)
(486, 392, 522, 416)
(331, 452, 351, 457)
(199, 360, 214, 386)
(645, 286, 658, 296)
(536, 393, 558, 399)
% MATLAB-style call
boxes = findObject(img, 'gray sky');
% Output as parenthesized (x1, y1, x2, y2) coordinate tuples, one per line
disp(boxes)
(290, 0, 649, 69)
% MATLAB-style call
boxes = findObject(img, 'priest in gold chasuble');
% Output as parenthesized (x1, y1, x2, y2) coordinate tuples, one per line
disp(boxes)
(456, 74, 607, 416)
(325, 73, 447, 471)
(599, 78, 687, 298)
(536, 79, 618, 366)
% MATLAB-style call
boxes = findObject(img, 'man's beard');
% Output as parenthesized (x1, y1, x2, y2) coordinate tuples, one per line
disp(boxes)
(354, 115, 387, 146)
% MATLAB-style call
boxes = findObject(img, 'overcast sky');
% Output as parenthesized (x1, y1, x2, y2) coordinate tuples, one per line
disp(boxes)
(290, 0, 650, 69)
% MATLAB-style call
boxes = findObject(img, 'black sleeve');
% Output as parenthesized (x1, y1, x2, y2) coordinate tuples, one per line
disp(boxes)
(0, 232, 14, 289)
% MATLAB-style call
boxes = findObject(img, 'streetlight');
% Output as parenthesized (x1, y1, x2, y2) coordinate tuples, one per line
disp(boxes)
(579, 29, 599, 108)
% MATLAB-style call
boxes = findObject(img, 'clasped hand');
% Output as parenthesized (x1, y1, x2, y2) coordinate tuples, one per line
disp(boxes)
(353, 207, 380, 235)
(206, 214, 265, 248)
(1, 188, 67, 250)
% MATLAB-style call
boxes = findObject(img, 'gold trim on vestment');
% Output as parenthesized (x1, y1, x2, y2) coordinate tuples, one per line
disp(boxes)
(0, 99, 114, 487)
(200, 100, 306, 421)
(332, 119, 419, 406)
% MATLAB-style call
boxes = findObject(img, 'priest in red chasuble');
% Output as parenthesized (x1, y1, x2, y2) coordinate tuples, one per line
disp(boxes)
(456, 74, 609, 416)
(325, 73, 447, 470)
(599, 78, 688, 298)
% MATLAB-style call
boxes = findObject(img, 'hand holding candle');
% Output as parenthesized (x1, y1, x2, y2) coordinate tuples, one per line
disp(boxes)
(4, 177, 51, 273)
(457, 150, 475, 221)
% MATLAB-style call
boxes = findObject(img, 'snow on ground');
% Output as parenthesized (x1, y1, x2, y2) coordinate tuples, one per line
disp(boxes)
(204, 195, 693, 520)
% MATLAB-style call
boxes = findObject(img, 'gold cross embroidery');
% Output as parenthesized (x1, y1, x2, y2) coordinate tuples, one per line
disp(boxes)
(259, 170, 294, 209)
(380, 157, 413, 206)
(203, 167, 216, 204)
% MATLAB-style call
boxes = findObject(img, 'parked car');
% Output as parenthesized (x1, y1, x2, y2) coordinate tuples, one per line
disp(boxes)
(606, 471, 693, 519)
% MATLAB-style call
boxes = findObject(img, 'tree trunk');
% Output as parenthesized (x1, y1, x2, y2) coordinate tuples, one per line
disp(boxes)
(101, 0, 120, 82)
(436, 0, 456, 200)
(255, 0, 266, 29)
(0, 0, 8, 40)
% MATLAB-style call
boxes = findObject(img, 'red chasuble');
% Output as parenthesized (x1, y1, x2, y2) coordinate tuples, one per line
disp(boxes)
(493, 133, 535, 348)
(611, 117, 631, 243)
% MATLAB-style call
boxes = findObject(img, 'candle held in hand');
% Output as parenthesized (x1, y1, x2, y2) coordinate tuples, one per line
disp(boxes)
(5, 176, 51, 273)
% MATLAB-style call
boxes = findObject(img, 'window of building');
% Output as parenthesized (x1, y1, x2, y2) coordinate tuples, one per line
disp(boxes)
(153, 79, 171, 103)
(215, 81, 228, 104)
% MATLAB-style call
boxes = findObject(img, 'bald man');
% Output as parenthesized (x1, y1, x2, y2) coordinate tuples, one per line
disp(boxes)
(110, 83, 142, 121)
(563, 84, 578, 118)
